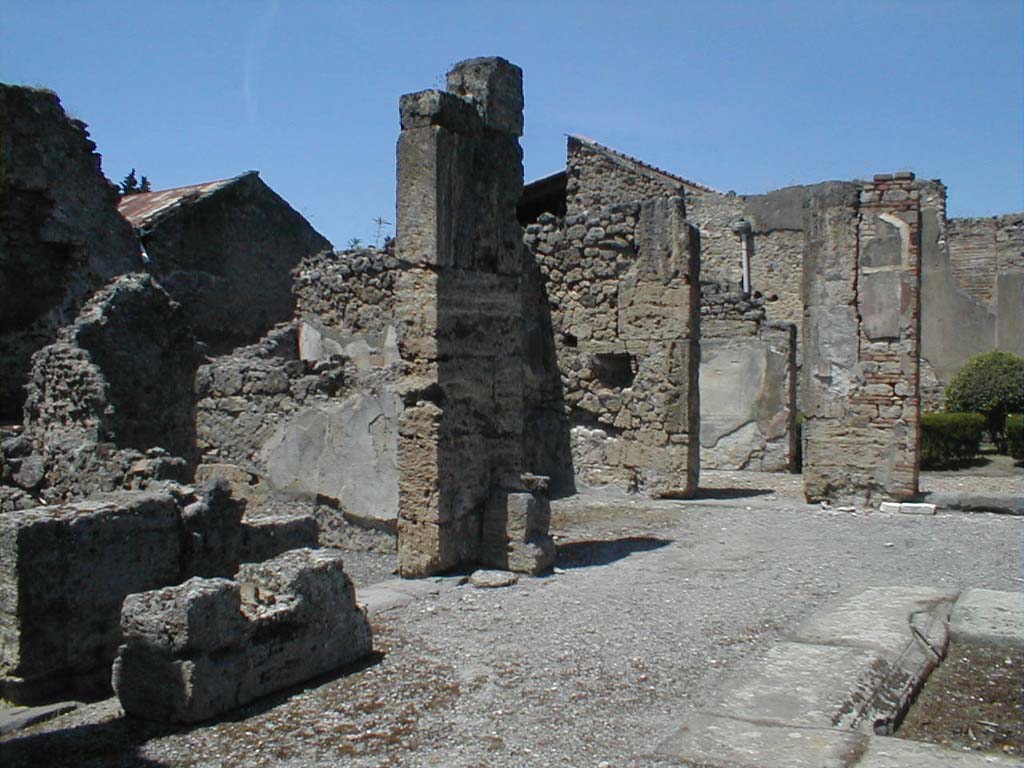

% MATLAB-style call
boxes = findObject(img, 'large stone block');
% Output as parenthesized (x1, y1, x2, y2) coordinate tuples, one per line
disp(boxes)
(0, 490, 180, 703)
(113, 548, 372, 723)
(446, 57, 524, 136)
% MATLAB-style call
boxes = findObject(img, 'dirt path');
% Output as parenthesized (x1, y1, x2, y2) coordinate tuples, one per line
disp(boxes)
(3, 483, 1021, 767)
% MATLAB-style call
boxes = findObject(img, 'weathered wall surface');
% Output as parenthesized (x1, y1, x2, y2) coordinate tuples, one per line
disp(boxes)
(394, 57, 543, 577)
(700, 283, 796, 471)
(194, 320, 399, 552)
(525, 197, 701, 496)
(0, 85, 139, 421)
(802, 175, 921, 505)
(685, 191, 745, 285)
(2, 274, 201, 502)
(947, 213, 1023, 307)
(123, 172, 332, 356)
(113, 548, 371, 723)
(566, 136, 688, 212)
(917, 193, 1023, 409)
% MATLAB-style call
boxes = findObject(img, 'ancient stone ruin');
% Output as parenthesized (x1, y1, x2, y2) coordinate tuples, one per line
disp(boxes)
(113, 548, 371, 723)
(0, 480, 315, 704)
(0, 55, 1021, 720)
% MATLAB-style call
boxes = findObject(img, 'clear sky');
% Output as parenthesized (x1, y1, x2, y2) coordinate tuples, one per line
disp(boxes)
(3, 1, 1021, 248)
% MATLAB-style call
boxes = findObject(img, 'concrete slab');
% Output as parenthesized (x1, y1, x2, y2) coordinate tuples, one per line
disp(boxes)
(792, 586, 954, 669)
(950, 588, 1024, 649)
(703, 641, 914, 732)
(858, 735, 1021, 767)
(657, 712, 868, 768)
(0, 701, 77, 736)
(898, 503, 936, 515)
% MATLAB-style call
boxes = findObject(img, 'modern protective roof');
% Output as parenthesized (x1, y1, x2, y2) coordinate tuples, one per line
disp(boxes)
(117, 172, 255, 229)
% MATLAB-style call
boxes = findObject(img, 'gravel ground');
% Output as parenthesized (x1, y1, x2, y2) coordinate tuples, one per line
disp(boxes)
(2, 469, 1021, 768)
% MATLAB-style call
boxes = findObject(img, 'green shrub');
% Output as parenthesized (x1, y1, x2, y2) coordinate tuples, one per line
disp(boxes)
(920, 412, 986, 469)
(944, 351, 1024, 452)
(1008, 414, 1024, 462)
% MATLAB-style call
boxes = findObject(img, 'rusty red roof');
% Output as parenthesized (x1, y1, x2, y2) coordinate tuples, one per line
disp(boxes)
(117, 173, 252, 228)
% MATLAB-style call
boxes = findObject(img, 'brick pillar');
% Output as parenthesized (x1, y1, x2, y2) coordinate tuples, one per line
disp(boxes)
(802, 174, 922, 506)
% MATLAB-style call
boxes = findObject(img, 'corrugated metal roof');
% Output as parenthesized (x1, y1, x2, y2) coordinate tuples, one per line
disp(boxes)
(569, 134, 722, 195)
(117, 174, 249, 229)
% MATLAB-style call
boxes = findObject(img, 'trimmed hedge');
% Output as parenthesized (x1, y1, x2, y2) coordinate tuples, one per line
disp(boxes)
(944, 350, 1024, 452)
(1008, 414, 1023, 462)
(920, 412, 986, 469)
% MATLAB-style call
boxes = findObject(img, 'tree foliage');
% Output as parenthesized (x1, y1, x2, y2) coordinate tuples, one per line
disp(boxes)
(944, 350, 1024, 452)
(119, 168, 152, 196)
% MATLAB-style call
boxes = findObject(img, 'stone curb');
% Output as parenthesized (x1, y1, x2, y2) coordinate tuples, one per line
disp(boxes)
(657, 586, 1021, 768)
(0, 701, 77, 737)
(950, 588, 1024, 649)
(919, 492, 1023, 516)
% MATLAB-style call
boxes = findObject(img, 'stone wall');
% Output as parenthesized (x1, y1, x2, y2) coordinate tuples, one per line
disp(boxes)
(292, 246, 402, 369)
(917, 194, 1023, 410)
(0, 85, 139, 421)
(193, 321, 400, 552)
(947, 213, 1023, 307)
(700, 283, 796, 471)
(122, 172, 332, 356)
(3, 274, 202, 502)
(566, 135, 689, 212)
(113, 548, 371, 723)
(802, 175, 922, 505)
(524, 197, 701, 496)
(0, 480, 316, 705)
(394, 58, 536, 577)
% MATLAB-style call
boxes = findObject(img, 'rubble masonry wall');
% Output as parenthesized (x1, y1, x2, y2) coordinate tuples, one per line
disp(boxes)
(0, 85, 139, 421)
(524, 197, 701, 496)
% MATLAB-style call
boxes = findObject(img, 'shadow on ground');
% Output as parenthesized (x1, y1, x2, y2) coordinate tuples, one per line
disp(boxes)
(0, 652, 385, 768)
(556, 536, 672, 569)
(692, 487, 776, 500)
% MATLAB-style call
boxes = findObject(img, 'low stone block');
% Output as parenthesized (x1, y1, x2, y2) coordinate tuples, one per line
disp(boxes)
(481, 488, 555, 575)
(120, 578, 247, 656)
(113, 548, 372, 723)
(239, 514, 318, 564)
(897, 502, 936, 515)
(0, 490, 181, 703)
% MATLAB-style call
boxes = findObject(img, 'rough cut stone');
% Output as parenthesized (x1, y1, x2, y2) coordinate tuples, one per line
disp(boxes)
(113, 548, 372, 723)
(0, 85, 138, 422)
(0, 489, 181, 703)
(0, 479, 314, 705)
(469, 570, 519, 588)
(395, 57, 530, 577)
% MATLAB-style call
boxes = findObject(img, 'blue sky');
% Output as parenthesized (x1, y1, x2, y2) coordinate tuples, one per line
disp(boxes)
(3, 1, 1021, 247)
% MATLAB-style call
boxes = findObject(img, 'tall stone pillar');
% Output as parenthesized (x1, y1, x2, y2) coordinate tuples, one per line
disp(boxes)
(394, 58, 528, 577)
(802, 174, 922, 506)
